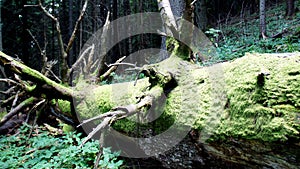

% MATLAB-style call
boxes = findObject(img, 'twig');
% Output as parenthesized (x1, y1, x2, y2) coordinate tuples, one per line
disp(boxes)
(70, 44, 95, 73)
(77, 110, 123, 128)
(0, 78, 19, 86)
(98, 56, 127, 82)
(0, 91, 26, 107)
(106, 62, 137, 68)
(191, 0, 198, 5)
(0, 97, 37, 126)
(38, 0, 68, 80)
(45, 67, 62, 83)
(11, 91, 20, 108)
(66, 0, 88, 53)
(79, 116, 113, 147)
(78, 95, 153, 147)
(0, 86, 17, 95)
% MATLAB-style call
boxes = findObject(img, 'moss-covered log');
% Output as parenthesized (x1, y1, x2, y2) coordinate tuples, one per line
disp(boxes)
(76, 52, 300, 142)
(0, 51, 75, 101)
(1, 51, 300, 142)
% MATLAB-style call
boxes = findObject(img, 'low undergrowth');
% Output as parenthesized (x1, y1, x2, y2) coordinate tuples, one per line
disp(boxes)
(0, 124, 123, 169)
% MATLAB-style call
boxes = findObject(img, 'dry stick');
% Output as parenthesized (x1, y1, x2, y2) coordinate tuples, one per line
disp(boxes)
(0, 91, 26, 106)
(11, 91, 20, 109)
(45, 67, 62, 83)
(106, 62, 137, 68)
(94, 132, 104, 169)
(35, 0, 88, 81)
(70, 45, 95, 73)
(65, 0, 88, 53)
(77, 111, 123, 128)
(38, 0, 68, 81)
(79, 116, 114, 148)
(25, 99, 46, 123)
(84, 43, 96, 75)
(78, 96, 153, 147)
(0, 86, 17, 95)
(0, 78, 19, 86)
(99, 56, 127, 82)
(0, 97, 37, 126)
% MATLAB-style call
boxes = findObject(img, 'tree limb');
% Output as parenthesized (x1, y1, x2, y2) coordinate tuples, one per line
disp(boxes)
(0, 51, 75, 100)
(66, 0, 88, 53)
(79, 95, 154, 147)
(0, 97, 37, 126)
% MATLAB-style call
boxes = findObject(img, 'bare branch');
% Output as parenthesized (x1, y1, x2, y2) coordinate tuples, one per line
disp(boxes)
(38, 0, 69, 82)
(0, 78, 19, 86)
(191, 0, 198, 5)
(0, 91, 26, 107)
(0, 86, 17, 95)
(0, 97, 37, 126)
(78, 95, 153, 147)
(38, 0, 56, 21)
(106, 62, 137, 68)
(98, 56, 127, 82)
(66, 0, 89, 53)
(70, 44, 95, 73)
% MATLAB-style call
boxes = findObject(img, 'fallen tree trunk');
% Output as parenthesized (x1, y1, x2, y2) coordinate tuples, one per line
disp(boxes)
(1, 51, 300, 143)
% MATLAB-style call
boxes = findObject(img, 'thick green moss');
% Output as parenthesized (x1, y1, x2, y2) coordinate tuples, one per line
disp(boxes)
(75, 78, 151, 132)
(74, 52, 300, 142)
(161, 52, 300, 142)
(57, 99, 71, 115)
(215, 53, 300, 141)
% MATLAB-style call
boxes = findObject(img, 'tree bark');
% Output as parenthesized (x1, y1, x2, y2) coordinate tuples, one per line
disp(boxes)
(259, 0, 267, 39)
(285, 0, 295, 18)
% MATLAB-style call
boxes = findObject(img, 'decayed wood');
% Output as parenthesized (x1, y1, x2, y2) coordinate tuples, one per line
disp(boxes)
(0, 51, 75, 100)
(0, 97, 37, 126)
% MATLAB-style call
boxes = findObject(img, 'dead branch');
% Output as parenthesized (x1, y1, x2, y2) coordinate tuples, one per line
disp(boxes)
(106, 62, 137, 68)
(11, 91, 20, 109)
(0, 91, 26, 107)
(65, 0, 88, 53)
(0, 97, 37, 126)
(98, 56, 127, 82)
(0, 52, 75, 100)
(84, 44, 96, 75)
(37, 0, 69, 82)
(0, 86, 17, 95)
(79, 95, 154, 147)
(70, 44, 95, 73)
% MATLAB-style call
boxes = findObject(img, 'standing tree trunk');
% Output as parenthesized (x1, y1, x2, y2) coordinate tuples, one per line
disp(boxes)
(158, 0, 195, 60)
(0, 0, 2, 51)
(259, 0, 267, 39)
(195, 0, 208, 30)
(68, 0, 74, 66)
(0, 0, 4, 102)
(285, 0, 295, 18)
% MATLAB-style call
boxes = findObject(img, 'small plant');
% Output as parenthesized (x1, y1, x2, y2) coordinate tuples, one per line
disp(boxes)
(0, 124, 124, 169)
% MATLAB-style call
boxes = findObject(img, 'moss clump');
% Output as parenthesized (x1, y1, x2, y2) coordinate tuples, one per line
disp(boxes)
(166, 37, 190, 60)
(75, 78, 151, 131)
(162, 52, 300, 142)
(0, 111, 6, 120)
(57, 99, 71, 115)
(213, 53, 300, 141)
